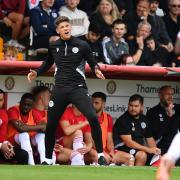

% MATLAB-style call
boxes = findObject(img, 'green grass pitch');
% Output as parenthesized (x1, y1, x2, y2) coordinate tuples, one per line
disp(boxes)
(0, 165, 180, 180)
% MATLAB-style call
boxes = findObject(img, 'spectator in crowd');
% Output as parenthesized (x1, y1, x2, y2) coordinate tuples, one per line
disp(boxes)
(30, 0, 58, 49)
(128, 21, 153, 66)
(4, 46, 19, 61)
(146, 35, 169, 67)
(103, 19, 129, 64)
(0, 89, 28, 164)
(114, 54, 135, 66)
(92, 92, 134, 166)
(31, 86, 53, 164)
(55, 105, 93, 165)
(124, 0, 173, 52)
(113, 94, 161, 166)
(7, 93, 46, 165)
(80, 23, 106, 64)
(0, 0, 29, 49)
(149, 0, 173, 52)
(89, 0, 120, 39)
(59, 0, 89, 37)
(146, 86, 180, 156)
(163, 0, 180, 44)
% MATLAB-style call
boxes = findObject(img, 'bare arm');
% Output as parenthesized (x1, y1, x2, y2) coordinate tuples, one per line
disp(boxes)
(107, 132, 114, 154)
(146, 137, 157, 148)
(84, 132, 93, 152)
(10, 120, 45, 133)
(60, 120, 88, 136)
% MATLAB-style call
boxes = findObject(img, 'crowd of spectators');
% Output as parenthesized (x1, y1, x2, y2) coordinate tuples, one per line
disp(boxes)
(0, 0, 179, 66)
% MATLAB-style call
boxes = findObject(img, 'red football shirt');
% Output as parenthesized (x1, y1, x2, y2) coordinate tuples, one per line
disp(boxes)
(56, 107, 91, 139)
(8, 106, 29, 123)
(32, 108, 47, 124)
(0, 109, 8, 142)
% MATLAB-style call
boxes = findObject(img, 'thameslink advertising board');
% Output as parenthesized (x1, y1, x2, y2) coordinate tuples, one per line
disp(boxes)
(0, 75, 180, 120)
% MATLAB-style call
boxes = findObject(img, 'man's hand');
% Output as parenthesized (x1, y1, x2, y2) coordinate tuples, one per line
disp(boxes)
(27, 69, 37, 83)
(95, 68, 105, 80)
(1, 142, 15, 159)
(147, 147, 161, 155)
(77, 144, 90, 155)
(166, 103, 174, 118)
(3, 17, 12, 27)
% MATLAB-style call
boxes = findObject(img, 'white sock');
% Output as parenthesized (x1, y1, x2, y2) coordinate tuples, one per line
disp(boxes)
(70, 151, 85, 165)
(167, 133, 180, 163)
(98, 153, 104, 159)
(33, 133, 46, 163)
(73, 135, 84, 164)
(73, 135, 83, 150)
(15, 132, 35, 165)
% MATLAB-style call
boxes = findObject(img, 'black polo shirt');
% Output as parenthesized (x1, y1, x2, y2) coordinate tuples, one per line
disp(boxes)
(113, 111, 152, 148)
(146, 103, 180, 154)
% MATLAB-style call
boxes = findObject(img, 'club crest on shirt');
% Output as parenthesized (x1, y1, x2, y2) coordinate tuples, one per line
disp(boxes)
(52, 13, 57, 18)
(49, 100, 54, 107)
(141, 122, 146, 129)
(72, 47, 79, 53)
(56, 48, 59, 52)
(159, 114, 164, 121)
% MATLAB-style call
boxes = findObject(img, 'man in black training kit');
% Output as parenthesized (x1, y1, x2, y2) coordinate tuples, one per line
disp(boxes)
(27, 16, 107, 165)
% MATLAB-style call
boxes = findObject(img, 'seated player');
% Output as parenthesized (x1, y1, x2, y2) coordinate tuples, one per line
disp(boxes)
(0, 89, 28, 164)
(55, 105, 93, 165)
(7, 93, 46, 165)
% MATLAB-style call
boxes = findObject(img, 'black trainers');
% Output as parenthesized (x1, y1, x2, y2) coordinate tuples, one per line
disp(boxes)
(98, 156, 108, 166)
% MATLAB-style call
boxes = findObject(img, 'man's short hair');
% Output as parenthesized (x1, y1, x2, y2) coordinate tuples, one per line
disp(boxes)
(20, 93, 34, 102)
(112, 19, 126, 29)
(138, 21, 152, 31)
(159, 85, 173, 94)
(31, 86, 50, 100)
(54, 16, 70, 27)
(92, 92, 107, 102)
(129, 94, 144, 105)
(88, 23, 101, 36)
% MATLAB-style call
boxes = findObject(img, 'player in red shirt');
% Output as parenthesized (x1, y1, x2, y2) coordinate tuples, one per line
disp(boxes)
(7, 93, 45, 165)
(55, 105, 93, 165)
(31, 85, 56, 164)
(0, 89, 28, 164)
(91, 92, 135, 166)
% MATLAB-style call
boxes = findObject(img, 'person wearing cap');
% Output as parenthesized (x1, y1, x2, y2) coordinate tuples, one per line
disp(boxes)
(27, 16, 107, 166)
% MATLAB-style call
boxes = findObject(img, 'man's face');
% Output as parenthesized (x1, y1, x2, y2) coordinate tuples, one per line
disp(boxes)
(20, 98, 34, 115)
(136, 1, 150, 17)
(43, 0, 55, 8)
(88, 31, 100, 43)
(137, 25, 151, 39)
(128, 100, 143, 118)
(150, 1, 159, 13)
(112, 24, 126, 40)
(65, 0, 80, 10)
(0, 93, 4, 109)
(146, 39, 156, 51)
(159, 88, 174, 107)
(169, 0, 180, 16)
(56, 21, 72, 40)
(92, 97, 105, 113)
